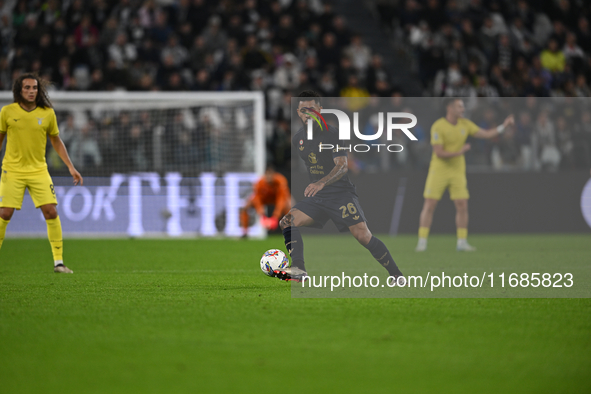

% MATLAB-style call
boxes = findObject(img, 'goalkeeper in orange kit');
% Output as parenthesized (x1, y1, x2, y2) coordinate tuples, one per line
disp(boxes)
(241, 165, 291, 236)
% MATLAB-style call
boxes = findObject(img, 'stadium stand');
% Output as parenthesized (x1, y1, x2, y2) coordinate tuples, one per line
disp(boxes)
(0, 0, 590, 173)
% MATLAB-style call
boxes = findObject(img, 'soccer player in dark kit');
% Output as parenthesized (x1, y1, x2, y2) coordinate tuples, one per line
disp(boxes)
(273, 91, 405, 285)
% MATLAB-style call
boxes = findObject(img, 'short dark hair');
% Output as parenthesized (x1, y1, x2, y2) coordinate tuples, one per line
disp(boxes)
(13, 73, 53, 108)
(297, 90, 322, 106)
(442, 97, 461, 111)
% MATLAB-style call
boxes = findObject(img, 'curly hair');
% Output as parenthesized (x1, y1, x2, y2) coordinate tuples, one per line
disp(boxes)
(12, 73, 53, 108)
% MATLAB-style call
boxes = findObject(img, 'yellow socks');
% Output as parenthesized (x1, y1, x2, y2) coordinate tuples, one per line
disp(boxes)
(457, 228, 468, 240)
(0, 218, 9, 249)
(46, 217, 63, 262)
(418, 227, 430, 239)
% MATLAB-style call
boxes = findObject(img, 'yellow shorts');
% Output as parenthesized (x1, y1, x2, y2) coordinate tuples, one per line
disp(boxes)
(0, 169, 58, 209)
(423, 169, 469, 200)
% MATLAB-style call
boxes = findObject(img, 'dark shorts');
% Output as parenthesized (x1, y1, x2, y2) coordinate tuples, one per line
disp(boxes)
(293, 193, 367, 232)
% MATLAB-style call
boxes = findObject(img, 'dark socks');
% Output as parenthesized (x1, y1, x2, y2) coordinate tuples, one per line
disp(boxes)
(282, 226, 306, 270)
(364, 236, 403, 276)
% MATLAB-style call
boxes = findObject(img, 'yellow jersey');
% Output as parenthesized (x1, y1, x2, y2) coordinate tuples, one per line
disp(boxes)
(429, 117, 480, 172)
(0, 103, 59, 174)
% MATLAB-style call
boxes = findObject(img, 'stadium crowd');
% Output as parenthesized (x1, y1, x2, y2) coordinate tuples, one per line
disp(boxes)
(0, 0, 590, 173)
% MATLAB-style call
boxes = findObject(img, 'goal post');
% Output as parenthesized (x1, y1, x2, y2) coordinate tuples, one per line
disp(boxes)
(0, 91, 266, 175)
(0, 91, 267, 238)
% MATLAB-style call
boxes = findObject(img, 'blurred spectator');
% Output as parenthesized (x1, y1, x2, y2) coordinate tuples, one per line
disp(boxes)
(274, 53, 300, 90)
(12, 1, 27, 29)
(516, 111, 534, 170)
(335, 55, 356, 89)
(88, 69, 106, 90)
(476, 75, 498, 97)
(189, 36, 208, 70)
(344, 35, 372, 72)
(111, 0, 134, 28)
(100, 17, 119, 47)
(0, 57, 10, 90)
(241, 35, 270, 71)
(15, 14, 45, 50)
(540, 39, 565, 73)
(74, 14, 99, 48)
(51, 18, 68, 48)
(563, 32, 585, 73)
(509, 17, 534, 53)
(294, 36, 316, 66)
(330, 16, 351, 48)
(318, 71, 337, 96)
(302, 55, 321, 86)
(227, 14, 245, 46)
(193, 69, 212, 90)
(65, 0, 86, 29)
(366, 55, 390, 95)
(494, 128, 520, 169)
(83, 35, 106, 71)
(52, 57, 73, 90)
(38, 33, 56, 71)
(165, 72, 185, 91)
(478, 16, 500, 59)
(575, 74, 591, 96)
(577, 17, 591, 53)
(129, 123, 149, 171)
(556, 116, 574, 169)
(445, 75, 476, 97)
(187, 0, 210, 35)
(529, 56, 552, 91)
(446, 39, 469, 71)
(70, 121, 103, 170)
(275, 15, 297, 51)
(340, 74, 370, 110)
(160, 35, 188, 68)
(536, 111, 561, 171)
(150, 10, 173, 45)
(493, 34, 516, 73)
(317, 32, 340, 69)
(108, 32, 137, 69)
(202, 15, 227, 51)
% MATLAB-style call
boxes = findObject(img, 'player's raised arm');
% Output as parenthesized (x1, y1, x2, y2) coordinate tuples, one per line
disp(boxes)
(49, 134, 83, 186)
(473, 114, 515, 139)
(304, 156, 348, 197)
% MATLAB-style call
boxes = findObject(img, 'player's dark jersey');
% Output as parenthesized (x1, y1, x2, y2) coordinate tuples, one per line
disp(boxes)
(293, 123, 356, 197)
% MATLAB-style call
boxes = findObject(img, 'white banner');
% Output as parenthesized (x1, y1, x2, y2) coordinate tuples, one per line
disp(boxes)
(8, 173, 264, 237)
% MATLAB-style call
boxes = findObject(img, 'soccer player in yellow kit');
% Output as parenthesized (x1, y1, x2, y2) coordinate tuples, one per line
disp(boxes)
(416, 98, 514, 252)
(0, 74, 82, 272)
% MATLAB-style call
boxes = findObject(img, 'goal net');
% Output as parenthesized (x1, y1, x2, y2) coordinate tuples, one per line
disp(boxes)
(0, 91, 266, 238)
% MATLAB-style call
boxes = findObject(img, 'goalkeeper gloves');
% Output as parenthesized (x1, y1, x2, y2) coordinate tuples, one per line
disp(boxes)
(261, 216, 279, 230)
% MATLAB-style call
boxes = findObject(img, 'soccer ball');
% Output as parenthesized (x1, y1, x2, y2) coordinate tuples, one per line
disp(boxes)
(260, 249, 289, 276)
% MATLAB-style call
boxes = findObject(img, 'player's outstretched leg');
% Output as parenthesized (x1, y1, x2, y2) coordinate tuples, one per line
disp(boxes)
(417, 198, 438, 252)
(0, 218, 8, 250)
(0, 208, 14, 251)
(41, 205, 73, 273)
(454, 199, 476, 252)
(276, 210, 310, 281)
(239, 207, 250, 238)
(350, 223, 405, 282)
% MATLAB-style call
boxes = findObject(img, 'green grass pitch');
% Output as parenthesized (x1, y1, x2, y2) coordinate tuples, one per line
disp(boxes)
(0, 235, 590, 393)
